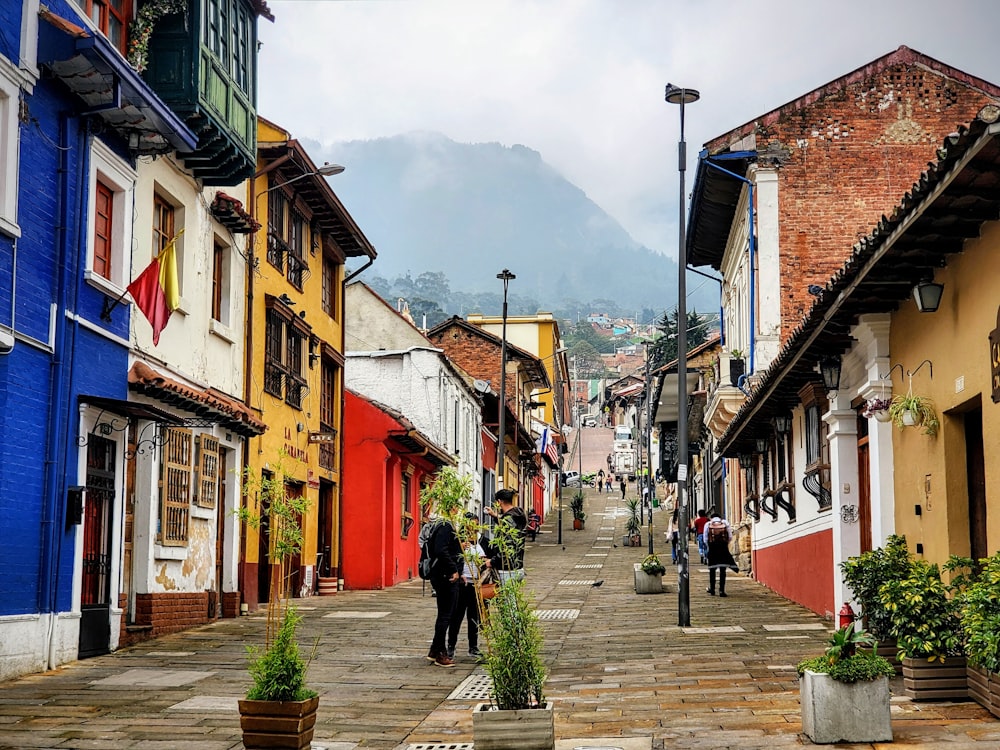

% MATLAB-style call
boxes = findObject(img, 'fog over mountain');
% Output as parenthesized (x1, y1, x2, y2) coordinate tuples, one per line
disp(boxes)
(307, 132, 714, 315)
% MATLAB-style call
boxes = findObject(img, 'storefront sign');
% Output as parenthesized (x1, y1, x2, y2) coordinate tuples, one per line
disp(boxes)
(308, 431, 336, 443)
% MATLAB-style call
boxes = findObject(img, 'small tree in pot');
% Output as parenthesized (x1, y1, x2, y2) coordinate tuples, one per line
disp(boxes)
(958, 551, 1000, 716)
(474, 517, 552, 750)
(570, 492, 586, 530)
(236, 453, 318, 749)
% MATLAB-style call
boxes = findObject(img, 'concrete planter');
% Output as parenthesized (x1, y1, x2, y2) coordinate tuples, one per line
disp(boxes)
(901, 655, 968, 701)
(239, 695, 319, 749)
(472, 701, 554, 750)
(633, 563, 663, 595)
(800, 670, 891, 744)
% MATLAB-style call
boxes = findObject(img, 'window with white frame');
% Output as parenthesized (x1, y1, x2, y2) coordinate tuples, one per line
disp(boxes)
(211, 235, 232, 326)
(0, 62, 21, 239)
(85, 138, 135, 296)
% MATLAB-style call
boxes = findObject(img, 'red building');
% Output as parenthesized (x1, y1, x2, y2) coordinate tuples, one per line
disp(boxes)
(342, 391, 455, 589)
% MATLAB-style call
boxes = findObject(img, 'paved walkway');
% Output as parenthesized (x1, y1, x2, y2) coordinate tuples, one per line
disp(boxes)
(1, 487, 998, 749)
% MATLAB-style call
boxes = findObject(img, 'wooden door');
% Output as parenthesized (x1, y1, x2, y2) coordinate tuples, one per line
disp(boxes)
(857, 414, 872, 553)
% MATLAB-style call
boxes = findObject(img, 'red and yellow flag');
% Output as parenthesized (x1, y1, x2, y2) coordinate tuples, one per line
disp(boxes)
(127, 235, 181, 346)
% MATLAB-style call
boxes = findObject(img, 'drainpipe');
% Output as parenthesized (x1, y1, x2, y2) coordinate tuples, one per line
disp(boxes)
(700, 152, 757, 373)
(40, 113, 83, 666)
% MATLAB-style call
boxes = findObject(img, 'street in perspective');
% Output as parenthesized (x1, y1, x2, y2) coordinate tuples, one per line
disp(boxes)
(0, 426, 998, 749)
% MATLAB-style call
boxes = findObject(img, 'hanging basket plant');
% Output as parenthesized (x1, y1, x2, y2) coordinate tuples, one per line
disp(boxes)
(862, 396, 892, 422)
(888, 393, 939, 436)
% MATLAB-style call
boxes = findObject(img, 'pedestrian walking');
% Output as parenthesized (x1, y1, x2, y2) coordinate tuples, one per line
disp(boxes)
(619, 478, 627, 500)
(447, 515, 485, 660)
(606, 476, 612, 493)
(693, 509, 709, 564)
(483, 488, 527, 584)
(425, 510, 463, 667)
(703, 508, 738, 597)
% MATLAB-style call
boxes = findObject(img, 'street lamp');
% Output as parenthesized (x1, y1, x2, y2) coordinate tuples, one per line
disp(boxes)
(496, 269, 516, 491)
(642, 341, 656, 554)
(665, 82, 699, 627)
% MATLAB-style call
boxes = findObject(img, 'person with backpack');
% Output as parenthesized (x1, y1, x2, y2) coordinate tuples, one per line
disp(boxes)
(703, 508, 738, 597)
(446, 513, 486, 661)
(421, 510, 463, 667)
(482, 488, 527, 584)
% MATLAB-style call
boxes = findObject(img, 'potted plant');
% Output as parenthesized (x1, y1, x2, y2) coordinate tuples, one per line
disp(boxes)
(623, 497, 641, 546)
(861, 396, 893, 422)
(236, 455, 318, 750)
(797, 624, 895, 744)
(474, 561, 553, 749)
(888, 392, 939, 436)
(634, 554, 665, 595)
(957, 551, 1000, 717)
(841, 534, 913, 671)
(880, 555, 969, 700)
(570, 492, 586, 530)
(728, 349, 745, 386)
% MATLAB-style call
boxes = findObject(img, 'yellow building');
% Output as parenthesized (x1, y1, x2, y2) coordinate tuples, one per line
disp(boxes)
(243, 118, 376, 607)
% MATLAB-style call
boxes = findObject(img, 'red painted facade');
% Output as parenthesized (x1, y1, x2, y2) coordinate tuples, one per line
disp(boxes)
(342, 391, 442, 590)
(753, 529, 834, 618)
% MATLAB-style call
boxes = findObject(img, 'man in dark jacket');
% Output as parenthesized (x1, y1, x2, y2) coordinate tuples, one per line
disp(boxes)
(426, 514, 463, 667)
(483, 488, 527, 583)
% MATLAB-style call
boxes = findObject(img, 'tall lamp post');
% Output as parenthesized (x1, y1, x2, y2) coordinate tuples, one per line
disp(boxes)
(644, 341, 655, 555)
(496, 269, 515, 491)
(665, 82, 699, 628)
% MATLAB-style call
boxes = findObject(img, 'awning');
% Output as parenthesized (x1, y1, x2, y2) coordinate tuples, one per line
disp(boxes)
(40, 10, 198, 155)
(653, 372, 701, 425)
(79, 395, 184, 424)
(128, 362, 266, 437)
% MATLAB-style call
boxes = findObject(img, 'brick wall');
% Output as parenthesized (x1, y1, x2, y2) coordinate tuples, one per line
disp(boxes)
(131, 592, 213, 639)
(757, 61, 999, 341)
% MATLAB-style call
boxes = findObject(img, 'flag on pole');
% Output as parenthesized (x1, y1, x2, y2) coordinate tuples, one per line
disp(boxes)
(536, 427, 559, 464)
(127, 235, 180, 346)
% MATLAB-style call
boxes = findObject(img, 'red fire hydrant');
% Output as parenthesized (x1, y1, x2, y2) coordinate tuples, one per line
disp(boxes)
(839, 602, 856, 629)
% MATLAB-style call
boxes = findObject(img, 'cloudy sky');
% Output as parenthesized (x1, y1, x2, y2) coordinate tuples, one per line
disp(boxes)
(258, 0, 1000, 261)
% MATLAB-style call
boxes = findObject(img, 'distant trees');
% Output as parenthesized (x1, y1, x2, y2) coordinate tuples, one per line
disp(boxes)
(648, 308, 712, 370)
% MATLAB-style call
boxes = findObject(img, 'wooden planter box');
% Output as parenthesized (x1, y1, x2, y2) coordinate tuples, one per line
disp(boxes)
(967, 663, 1000, 718)
(472, 701, 554, 750)
(874, 639, 902, 675)
(800, 670, 891, 744)
(239, 695, 319, 750)
(901, 656, 968, 701)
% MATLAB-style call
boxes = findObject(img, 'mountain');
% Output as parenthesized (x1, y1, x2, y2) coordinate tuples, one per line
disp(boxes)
(307, 132, 695, 314)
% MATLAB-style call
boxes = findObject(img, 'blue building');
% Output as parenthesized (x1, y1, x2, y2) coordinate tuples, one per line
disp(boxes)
(0, 0, 268, 680)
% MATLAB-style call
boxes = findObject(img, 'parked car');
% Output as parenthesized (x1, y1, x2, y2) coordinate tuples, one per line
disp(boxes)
(582, 414, 598, 427)
(561, 471, 581, 487)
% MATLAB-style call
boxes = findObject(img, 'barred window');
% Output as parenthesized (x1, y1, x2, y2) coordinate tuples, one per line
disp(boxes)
(194, 434, 220, 509)
(160, 428, 192, 545)
(264, 298, 310, 410)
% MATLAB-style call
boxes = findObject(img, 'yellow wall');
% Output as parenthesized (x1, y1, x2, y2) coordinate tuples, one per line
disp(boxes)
(889, 220, 1000, 563)
(244, 118, 345, 580)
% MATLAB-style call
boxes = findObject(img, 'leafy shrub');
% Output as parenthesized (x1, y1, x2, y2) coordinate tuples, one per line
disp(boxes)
(880, 558, 966, 661)
(841, 534, 913, 641)
(246, 608, 317, 701)
(797, 623, 894, 683)
(640, 554, 665, 576)
(957, 552, 1000, 673)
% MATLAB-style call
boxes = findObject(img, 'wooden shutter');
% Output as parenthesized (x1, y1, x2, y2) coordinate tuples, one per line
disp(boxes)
(160, 428, 192, 545)
(94, 180, 114, 280)
(194, 434, 220, 509)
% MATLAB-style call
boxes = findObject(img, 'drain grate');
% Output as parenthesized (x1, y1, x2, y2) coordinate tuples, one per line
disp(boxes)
(574, 564, 603, 569)
(407, 744, 474, 750)
(447, 673, 492, 701)
(537, 608, 580, 620)
(595, 536, 614, 540)
(558, 579, 599, 586)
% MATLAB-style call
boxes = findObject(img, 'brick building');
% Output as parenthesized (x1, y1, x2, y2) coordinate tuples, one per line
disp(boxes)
(686, 46, 1000, 617)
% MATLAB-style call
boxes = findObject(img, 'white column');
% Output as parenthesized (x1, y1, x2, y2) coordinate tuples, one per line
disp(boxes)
(825, 398, 859, 615)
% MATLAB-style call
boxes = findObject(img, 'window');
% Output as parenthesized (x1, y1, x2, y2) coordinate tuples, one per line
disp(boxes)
(74, 0, 131, 55)
(85, 139, 136, 294)
(319, 357, 339, 470)
(266, 179, 310, 289)
(211, 238, 231, 325)
(203, 0, 253, 96)
(263, 299, 310, 408)
(321, 255, 337, 318)
(800, 383, 832, 511)
(160, 428, 192, 545)
(153, 195, 174, 256)
(0, 63, 21, 238)
(93, 180, 114, 280)
(401, 470, 413, 538)
(194, 434, 220, 509)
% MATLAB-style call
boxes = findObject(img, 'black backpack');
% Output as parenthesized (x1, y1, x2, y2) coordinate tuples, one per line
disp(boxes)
(417, 520, 442, 580)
